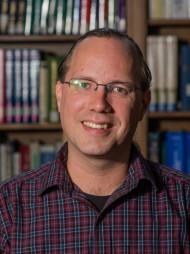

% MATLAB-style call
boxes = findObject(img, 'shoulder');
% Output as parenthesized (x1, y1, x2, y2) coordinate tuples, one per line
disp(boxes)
(0, 161, 53, 198)
(148, 160, 190, 186)
(147, 160, 190, 207)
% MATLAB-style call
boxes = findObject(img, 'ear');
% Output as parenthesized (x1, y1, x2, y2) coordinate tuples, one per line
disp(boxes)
(139, 90, 151, 121)
(56, 81, 63, 112)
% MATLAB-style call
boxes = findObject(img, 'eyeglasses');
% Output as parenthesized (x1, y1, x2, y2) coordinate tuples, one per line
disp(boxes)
(63, 79, 141, 98)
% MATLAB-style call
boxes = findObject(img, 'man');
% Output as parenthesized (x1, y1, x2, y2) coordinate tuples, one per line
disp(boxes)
(0, 28, 190, 253)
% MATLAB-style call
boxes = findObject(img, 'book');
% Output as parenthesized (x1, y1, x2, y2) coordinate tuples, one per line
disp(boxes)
(165, 36, 178, 111)
(15, 0, 26, 34)
(89, 0, 98, 31)
(0, 0, 9, 34)
(0, 49, 5, 123)
(72, 0, 81, 34)
(30, 141, 40, 169)
(39, 59, 48, 123)
(47, 0, 57, 34)
(147, 36, 158, 112)
(24, 0, 33, 35)
(118, 0, 126, 32)
(165, 131, 185, 172)
(40, 0, 50, 34)
(22, 49, 30, 123)
(14, 49, 22, 123)
(55, 0, 67, 35)
(98, 0, 106, 29)
(19, 143, 30, 171)
(80, 0, 91, 34)
(184, 132, 190, 175)
(29, 49, 41, 123)
(7, 0, 17, 34)
(65, 0, 74, 34)
(172, 0, 188, 19)
(32, 0, 42, 34)
(108, 0, 115, 29)
(157, 36, 167, 111)
(5, 49, 14, 123)
(40, 144, 56, 165)
(179, 44, 190, 110)
(148, 132, 160, 163)
(47, 55, 59, 123)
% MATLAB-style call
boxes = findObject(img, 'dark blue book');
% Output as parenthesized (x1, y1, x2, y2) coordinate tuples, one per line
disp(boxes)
(184, 132, 190, 175)
(165, 131, 185, 173)
(40, 145, 56, 165)
(179, 44, 190, 110)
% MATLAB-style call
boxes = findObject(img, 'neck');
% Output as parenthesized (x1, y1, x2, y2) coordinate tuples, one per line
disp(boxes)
(67, 144, 131, 196)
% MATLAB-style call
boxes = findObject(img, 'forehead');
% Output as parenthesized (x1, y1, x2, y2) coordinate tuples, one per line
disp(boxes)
(67, 37, 134, 79)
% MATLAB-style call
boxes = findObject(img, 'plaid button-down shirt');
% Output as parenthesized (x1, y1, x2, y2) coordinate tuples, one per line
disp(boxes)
(0, 144, 190, 253)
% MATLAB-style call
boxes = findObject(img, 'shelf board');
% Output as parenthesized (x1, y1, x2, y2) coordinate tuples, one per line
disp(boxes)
(149, 19, 190, 27)
(0, 123, 62, 131)
(148, 111, 190, 119)
(0, 35, 80, 43)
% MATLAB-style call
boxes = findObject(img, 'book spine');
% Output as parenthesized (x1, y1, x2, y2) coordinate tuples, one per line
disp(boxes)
(179, 44, 190, 110)
(72, 0, 80, 34)
(148, 0, 165, 19)
(146, 36, 158, 112)
(47, 0, 57, 34)
(7, 0, 17, 34)
(55, 0, 66, 35)
(39, 60, 48, 123)
(65, 0, 74, 34)
(29, 49, 41, 123)
(157, 36, 167, 111)
(0, 0, 9, 34)
(185, 132, 190, 175)
(15, 0, 26, 34)
(48, 56, 59, 123)
(32, 0, 42, 34)
(14, 49, 22, 123)
(118, 0, 126, 32)
(165, 35, 178, 111)
(22, 49, 30, 123)
(165, 131, 185, 172)
(99, 0, 105, 29)
(172, 0, 188, 18)
(24, 0, 33, 35)
(5, 49, 14, 123)
(0, 49, 5, 123)
(80, 0, 88, 34)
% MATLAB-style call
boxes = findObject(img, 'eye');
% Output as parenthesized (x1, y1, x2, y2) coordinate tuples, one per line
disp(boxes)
(111, 85, 129, 95)
(70, 79, 90, 89)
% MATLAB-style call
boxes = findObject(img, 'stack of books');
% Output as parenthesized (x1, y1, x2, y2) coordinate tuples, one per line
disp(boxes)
(0, 0, 127, 35)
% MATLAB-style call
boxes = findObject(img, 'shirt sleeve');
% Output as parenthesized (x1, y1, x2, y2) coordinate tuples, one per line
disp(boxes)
(0, 185, 12, 253)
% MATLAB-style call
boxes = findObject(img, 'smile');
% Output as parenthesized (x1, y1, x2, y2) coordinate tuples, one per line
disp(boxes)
(83, 121, 109, 129)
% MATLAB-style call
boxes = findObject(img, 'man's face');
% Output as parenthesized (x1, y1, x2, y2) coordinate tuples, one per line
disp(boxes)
(56, 37, 150, 158)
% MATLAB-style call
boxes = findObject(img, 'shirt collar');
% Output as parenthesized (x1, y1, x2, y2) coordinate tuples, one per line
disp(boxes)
(39, 143, 74, 196)
(39, 143, 158, 196)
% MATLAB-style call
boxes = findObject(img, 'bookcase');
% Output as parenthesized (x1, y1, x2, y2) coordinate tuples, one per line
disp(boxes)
(0, 0, 150, 179)
(3, 0, 190, 176)
(146, 0, 190, 174)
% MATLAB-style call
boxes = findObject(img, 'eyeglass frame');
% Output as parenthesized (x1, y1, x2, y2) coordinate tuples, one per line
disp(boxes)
(62, 78, 142, 97)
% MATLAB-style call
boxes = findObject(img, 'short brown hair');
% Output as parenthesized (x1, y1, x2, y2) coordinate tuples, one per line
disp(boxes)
(58, 28, 152, 90)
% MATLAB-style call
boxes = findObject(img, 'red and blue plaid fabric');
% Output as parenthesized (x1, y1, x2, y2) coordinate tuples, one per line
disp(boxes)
(0, 144, 190, 253)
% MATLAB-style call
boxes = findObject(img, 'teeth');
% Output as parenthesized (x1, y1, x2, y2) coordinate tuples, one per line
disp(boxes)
(83, 121, 108, 129)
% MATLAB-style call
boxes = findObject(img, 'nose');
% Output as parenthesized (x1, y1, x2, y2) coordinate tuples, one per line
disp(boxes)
(88, 85, 112, 113)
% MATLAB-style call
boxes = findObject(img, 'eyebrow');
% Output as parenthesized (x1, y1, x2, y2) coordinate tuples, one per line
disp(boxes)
(71, 76, 134, 84)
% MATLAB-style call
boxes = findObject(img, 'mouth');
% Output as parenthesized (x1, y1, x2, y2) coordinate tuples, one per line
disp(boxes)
(82, 121, 111, 130)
